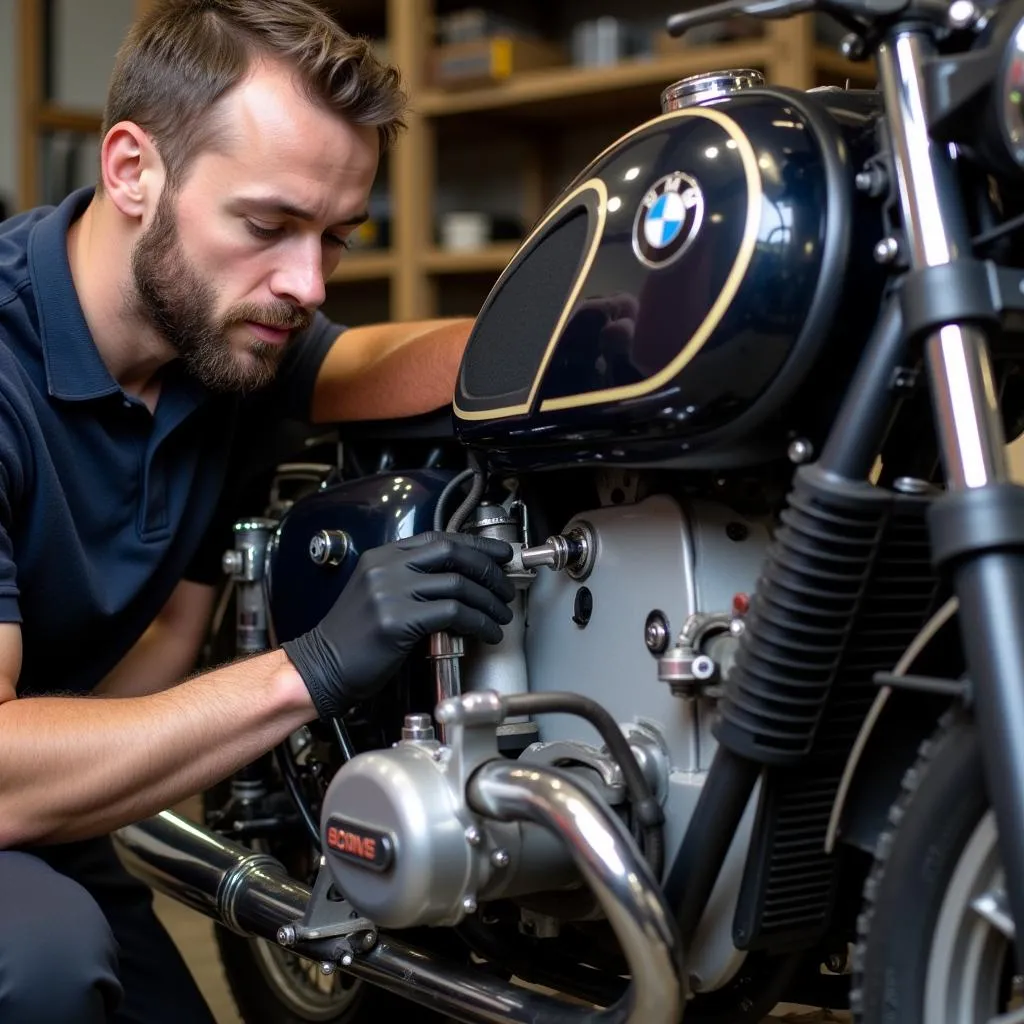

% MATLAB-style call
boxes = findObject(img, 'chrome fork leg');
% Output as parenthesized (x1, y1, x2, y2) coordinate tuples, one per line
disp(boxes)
(878, 27, 1024, 967)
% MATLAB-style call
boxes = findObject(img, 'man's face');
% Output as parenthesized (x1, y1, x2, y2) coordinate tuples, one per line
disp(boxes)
(130, 61, 379, 392)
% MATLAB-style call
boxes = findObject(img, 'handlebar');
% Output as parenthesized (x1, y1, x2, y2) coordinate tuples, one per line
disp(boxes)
(666, 0, 946, 40)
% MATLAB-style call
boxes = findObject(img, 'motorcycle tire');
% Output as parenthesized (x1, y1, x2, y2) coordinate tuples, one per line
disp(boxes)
(851, 708, 1020, 1023)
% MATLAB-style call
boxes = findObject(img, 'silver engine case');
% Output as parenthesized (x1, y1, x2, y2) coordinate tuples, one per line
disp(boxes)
(320, 493, 771, 991)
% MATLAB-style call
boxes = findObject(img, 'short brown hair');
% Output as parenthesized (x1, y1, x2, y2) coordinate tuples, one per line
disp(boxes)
(101, 0, 406, 189)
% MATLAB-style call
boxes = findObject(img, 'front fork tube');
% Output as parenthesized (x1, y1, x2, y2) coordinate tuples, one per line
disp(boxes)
(925, 326, 1024, 969)
(873, 22, 1024, 965)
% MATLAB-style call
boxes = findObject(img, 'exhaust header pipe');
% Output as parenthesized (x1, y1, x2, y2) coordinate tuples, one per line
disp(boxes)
(114, 764, 684, 1024)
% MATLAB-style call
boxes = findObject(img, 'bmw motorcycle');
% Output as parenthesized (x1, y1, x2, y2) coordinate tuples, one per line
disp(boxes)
(112, 0, 1024, 1020)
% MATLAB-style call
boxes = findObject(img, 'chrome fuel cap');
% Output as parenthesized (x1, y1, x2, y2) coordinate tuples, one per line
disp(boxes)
(660, 68, 765, 111)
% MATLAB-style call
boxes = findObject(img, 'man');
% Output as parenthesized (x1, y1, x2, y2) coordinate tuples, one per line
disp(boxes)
(0, 1, 515, 1021)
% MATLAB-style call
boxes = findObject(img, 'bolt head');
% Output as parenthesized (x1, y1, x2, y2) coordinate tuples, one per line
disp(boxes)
(874, 237, 899, 264)
(839, 32, 864, 59)
(320, 961, 336, 976)
(277, 925, 296, 947)
(465, 825, 482, 846)
(340, 954, 354, 967)
(462, 895, 478, 914)
(692, 655, 716, 681)
(787, 438, 813, 465)
(948, 0, 978, 28)
(490, 848, 510, 868)
(644, 612, 670, 654)
(221, 550, 243, 576)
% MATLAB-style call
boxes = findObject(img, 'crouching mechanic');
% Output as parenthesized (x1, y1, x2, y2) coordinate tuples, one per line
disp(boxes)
(0, 1, 515, 1021)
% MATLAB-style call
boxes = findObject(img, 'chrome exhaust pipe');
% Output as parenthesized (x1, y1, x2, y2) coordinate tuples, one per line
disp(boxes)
(114, 765, 684, 1024)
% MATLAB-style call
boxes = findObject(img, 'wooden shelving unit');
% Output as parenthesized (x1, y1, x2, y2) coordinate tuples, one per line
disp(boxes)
(417, 42, 774, 117)
(421, 243, 521, 274)
(15, 0, 872, 324)
(328, 251, 397, 283)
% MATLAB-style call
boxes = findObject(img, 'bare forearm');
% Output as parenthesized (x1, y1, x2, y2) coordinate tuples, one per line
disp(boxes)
(0, 648, 313, 847)
(96, 580, 215, 698)
(312, 318, 472, 422)
(93, 621, 204, 698)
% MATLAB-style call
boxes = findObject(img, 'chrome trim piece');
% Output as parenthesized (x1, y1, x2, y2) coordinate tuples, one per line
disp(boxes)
(876, 32, 969, 268)
(925, 324, 1009, 489)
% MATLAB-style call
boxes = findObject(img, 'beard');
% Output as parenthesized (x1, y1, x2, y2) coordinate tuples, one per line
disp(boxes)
(129, 189, 312, 393)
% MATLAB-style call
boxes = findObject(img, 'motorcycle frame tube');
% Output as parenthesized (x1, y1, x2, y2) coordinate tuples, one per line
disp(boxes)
(877, 23, 1024, 967)
(662, 746, 760, 950)
(116, 777, 683, 1024)
(817, 297, 908, 480)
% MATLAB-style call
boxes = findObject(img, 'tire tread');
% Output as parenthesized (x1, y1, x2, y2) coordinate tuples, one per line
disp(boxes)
(849, 707, 962, 1022)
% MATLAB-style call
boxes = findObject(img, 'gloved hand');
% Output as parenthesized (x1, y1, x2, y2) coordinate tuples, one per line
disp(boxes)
(282, 530, 515, 718)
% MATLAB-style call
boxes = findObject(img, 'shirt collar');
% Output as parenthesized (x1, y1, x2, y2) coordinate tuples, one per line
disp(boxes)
(28, 186, 125, 402)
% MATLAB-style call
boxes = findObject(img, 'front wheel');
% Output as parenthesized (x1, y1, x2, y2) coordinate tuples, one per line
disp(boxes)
(852, 711, 1023, 1022)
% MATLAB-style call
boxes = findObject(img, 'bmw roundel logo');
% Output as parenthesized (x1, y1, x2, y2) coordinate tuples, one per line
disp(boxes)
(632, 172, 704, 269)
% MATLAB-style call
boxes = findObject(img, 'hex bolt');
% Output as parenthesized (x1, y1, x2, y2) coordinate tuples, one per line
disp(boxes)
(277, 925, 296, 947)
(462, 895, 478, 914)
(465, 825, 482, 846)
(490, 849, 510, 868)
(362, 931, 377, 950)
(341, 954, 354, 967)
(320, 961, 336, 976)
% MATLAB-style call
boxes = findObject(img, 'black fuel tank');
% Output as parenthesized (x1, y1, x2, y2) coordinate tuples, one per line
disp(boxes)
(453, 80, 886, 471)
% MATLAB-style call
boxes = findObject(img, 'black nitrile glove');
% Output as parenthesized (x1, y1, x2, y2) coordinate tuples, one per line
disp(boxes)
(282, 530, 515, 718)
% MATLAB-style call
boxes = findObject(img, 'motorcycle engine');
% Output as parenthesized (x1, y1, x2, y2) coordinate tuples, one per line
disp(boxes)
(319, 488, 772, 989)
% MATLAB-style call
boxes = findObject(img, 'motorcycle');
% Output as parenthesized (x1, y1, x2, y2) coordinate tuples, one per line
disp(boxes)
(111, 0, 1024, 1020)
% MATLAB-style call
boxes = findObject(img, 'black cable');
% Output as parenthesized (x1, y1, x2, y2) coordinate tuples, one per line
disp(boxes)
(329, 716, 356, 762)
(445, 452, 487, 533)
(273, 743, 322, 853)
(973, 206, 1024, 251)
(433, 468, 475, 532)
(502, 692, 665, 880)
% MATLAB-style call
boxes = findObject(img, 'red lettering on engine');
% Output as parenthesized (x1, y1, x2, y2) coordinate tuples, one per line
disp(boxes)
(327, 826, 377, 862)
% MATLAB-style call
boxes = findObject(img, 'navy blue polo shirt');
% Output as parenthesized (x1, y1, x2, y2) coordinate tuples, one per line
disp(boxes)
(0, 187, 339, 695)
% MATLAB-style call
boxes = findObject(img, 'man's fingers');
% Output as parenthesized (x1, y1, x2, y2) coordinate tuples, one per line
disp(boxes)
(417, 599, 504, 645)
(410, 574, 513, 625)
(406, 534, 515, 601)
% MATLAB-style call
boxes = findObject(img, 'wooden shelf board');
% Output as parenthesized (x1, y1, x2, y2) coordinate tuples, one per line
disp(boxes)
(328, 251, 395, 282)
(37, 104, 103, 134)
(422, 243, 520, 274)
(417, 43, 880, 118)
(417, 42, 773, 117)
